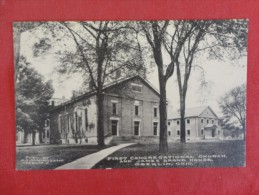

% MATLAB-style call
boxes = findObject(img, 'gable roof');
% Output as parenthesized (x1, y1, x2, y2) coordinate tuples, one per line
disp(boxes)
(50, 75, 160, 111)
(103, 75, 160, 97)
(168, 106, 218, 119)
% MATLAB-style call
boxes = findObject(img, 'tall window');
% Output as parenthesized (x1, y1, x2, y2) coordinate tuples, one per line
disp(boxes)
(153, 122, 158, 136)
(78, 111, 82, 131)
(177, 120, 180, 125)
(201, 129, 204, 135)
(74, 112, 78, 131)
(212, 120, 214, 124)
(207, 119, 209, 124)
(187, 129, 190, 135)
(186, 119, 190, 124)
(112, 102, 117, 115)
(168, 121, 171, 126)
(201, 119, 203, 123)
(84, 109, 88, 130)
(177, 130, 180, 136)
(67, 114, 70, 132)
(135, 105, 139, 116)
(154, 107, 158, 117)
(111, 120, 118, 136)
(134, 121, 140, 136)
(58, 115, 62, 133)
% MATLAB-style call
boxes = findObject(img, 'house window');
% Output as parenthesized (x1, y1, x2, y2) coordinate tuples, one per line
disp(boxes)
(134, 121, 140, 136)
(131, 84, 142, 92)
(218, 130, 220, 135)
(212, 120, 214, 124)
(153, 122, 158, 136)
(186, 119, 190, 124)
(168, 131, 171, 136)
(187, 129, 190, 135)
(201, 129, 204, 135)
(168, 121, 171, 126)
(207, 119, 209, 124)
(135, 105, 139, 116)
(111, 120, 118, 136)
(47, 130, 49, 138)
(177, 130, 180, 136)
(201, 119, 203, 123)
(177, 120, 180, 125)
(112, 102, 117, 115)
(154, 107, 158, 117)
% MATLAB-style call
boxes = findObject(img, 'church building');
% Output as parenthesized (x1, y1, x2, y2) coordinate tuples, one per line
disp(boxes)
(49, 75, 161, 144)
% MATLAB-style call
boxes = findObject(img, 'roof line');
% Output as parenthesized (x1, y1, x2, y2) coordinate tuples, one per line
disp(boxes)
(50, 75, 160, 111)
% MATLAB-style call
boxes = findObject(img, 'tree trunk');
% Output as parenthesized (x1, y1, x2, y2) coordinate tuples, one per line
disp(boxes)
(180, 95, 186, 143)
(96, 93, 105, 147)
(158, 68, 168, 153)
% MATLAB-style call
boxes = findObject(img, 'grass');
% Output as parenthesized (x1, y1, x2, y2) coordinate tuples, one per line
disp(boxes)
(16, 140, 245, 170)
(93, 140, 245, 169)
(16, 144, 107, 170)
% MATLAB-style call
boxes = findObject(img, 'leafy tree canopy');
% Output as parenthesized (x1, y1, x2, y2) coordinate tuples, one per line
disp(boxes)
(219, 83, 246, 130)
(16, 56, 54, 136)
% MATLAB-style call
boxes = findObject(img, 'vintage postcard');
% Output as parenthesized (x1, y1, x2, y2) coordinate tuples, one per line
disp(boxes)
(14, 19, 247, 170)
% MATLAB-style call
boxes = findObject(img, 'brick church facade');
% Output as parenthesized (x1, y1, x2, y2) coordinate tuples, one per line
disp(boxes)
(49, 76, 161, 144)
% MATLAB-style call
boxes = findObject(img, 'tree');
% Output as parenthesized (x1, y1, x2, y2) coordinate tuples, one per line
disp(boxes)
(164, 20, 212, 143)
(140, 20, 208, 151)
(13, 22, 43, 80)
(31, 21, 146, 147)
(139, 21, 176, 152)
(219, 84, 246, 139)
(163, 20, 247, 143)
(16, 56, 54, 145)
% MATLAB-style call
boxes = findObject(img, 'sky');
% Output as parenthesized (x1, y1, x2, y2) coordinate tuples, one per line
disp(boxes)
(19, 21, 247, 116)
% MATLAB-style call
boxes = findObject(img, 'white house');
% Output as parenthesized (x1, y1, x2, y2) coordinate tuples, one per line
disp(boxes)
(168, 106, 223, 141)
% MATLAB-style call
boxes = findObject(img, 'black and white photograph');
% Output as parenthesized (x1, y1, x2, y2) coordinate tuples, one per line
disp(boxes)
(14, 19, 247, 170)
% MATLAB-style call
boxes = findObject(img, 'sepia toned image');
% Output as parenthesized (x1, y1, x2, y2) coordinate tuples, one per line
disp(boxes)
(14, 20, 247, 170)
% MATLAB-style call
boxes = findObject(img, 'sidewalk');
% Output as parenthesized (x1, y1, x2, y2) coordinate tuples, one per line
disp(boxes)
(55, 143, 135, 170)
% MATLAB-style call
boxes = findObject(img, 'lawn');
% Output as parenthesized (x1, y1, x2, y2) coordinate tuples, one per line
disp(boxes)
(93, 140, 245, 169)
(16, 145, 106, 170)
